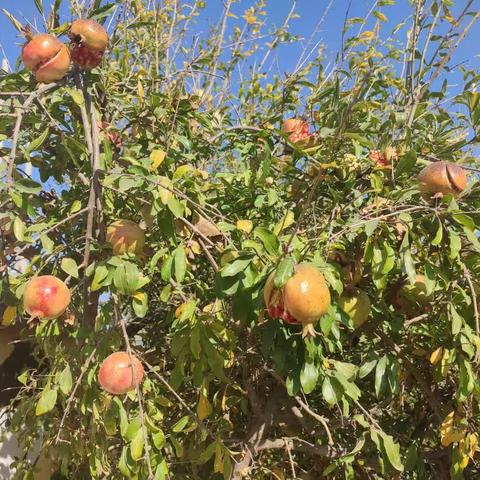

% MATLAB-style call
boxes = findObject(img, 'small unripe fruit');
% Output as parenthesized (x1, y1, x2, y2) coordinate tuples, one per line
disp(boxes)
(23, 275, 71, 321)
(22, 34, 70, 83)
(417, 162, 467, 196)
(98, 351, 144, 395)
(264, 263, 331, 336)
(338, 288, 371, 328)
(69, 19, 108, 70)
(106, 220, 145, 256)
(394, 274, 433, 316)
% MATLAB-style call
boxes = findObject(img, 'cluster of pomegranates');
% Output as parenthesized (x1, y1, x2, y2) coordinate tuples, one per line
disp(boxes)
(21, 18, 108, 83)
(20, 219, 147, 395)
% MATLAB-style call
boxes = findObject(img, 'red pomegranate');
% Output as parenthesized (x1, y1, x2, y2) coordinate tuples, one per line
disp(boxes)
(98, 351, 144, 395)
(23, 275, 71, 321)
(69, 19, 108, 70)
(22, 34, 70, 83)
(264, 263, 331, 337)
(281, 118, 312, 145)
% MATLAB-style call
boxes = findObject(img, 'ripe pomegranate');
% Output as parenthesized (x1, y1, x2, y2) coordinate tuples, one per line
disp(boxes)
(264, 263, 331, 337)
(69, 19, 108, 70)
(23, 275, 71, 321)
(106, 220, 145, 256)
(281, 118, 313, 145)
(22, 34, 70, 83)
(338, 288, 371, 328)
(418, 162, 467, 196)
(98, 351, 144, 395)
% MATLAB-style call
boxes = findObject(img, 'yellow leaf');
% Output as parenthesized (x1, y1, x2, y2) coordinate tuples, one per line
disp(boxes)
(133, 291, 146, 302)
(173, 164, 194, 179)
(469, 433, 478, 459)
(244, 13, 256, 24)
(323, 359, 331, 369)
(441, 411, 466, 447)
(273, 210, 295, 235)
(227, 12, 238, 18)
(440, 348, 450, 377)
(221, 388, 228, 412)
(220, 251, 238, 266)
(213, 444, 224, 473)
(197, 392, 213, 420)
(175, 302, 188, 318)
(157, 176, 173, 205)
(429, 347, 443, 365)
(2, 306, 16, 326)
(236, 220, 253, 234)
(137, 79, 144, 101)
(196, 169, 209, 180)
(150, 149, 166, 171)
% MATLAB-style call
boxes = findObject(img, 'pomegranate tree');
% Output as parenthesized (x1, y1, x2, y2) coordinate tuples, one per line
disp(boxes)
(98, 351, 144, 395)
(23, 275, 71, 321)
(106, 220, 145, 256)
(418, 161, 467, 196)
(22, 34, 70, 83)
(264, 263, 331, 337)
(69, 19, 108, 70)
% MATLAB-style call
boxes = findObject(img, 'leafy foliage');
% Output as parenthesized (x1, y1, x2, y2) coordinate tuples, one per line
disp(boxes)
(1, 0, 480, 479)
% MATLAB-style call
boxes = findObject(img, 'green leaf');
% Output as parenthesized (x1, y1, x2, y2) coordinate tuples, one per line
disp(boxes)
(449, 231, 462, 260)
(61, 257, 79, 278)
(13, 216, 25, 241)
(375, 355, 387, 398)
(91, 265, 109, 291)
(67, 88, 85, 106)
(36, 387, 57, 416)
(1, 9, 23, 32)
(400, 233, 416, 284)
(220, 257, 252, 277)
(359, 358, 378, 379)
(130, 429, 144, 461)
(431, 218, 443, 246)
(167, 198, 184, 218)
(322, 377, 337, 405)
(155, 459, 169, 480)
(300, 361, 319, 394)
(254, 227, 279, 255)
(174, 245, 187, 283)
(380, 431, 404, 472)
(152, 430, 166, 449)
(172, 415, 189, 433)
(26, 128, 49, 153)
(58, 365, 72, 395)
(395, 150, 417, 176)
(450, 303, 462, 335)
(274, 258, 294, 288)
(114, 397, 129, 438)
(114, 262, 142, 295)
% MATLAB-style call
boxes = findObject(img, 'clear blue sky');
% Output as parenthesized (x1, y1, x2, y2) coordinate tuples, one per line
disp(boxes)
(1, 0, 479, 86)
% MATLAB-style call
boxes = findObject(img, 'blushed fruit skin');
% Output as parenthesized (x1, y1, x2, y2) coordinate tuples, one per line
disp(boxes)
(418, 162, 467, 196)
(338, 288, 371, 328)
(98, 352, 144, 395)
(22, 34, 70, 83)
(283, 263, 331, 325)
(264, 264, 331, 335)
(106, 220, 145, 255)
(69, 19, 108, 70)
(23, 275, 71, 321)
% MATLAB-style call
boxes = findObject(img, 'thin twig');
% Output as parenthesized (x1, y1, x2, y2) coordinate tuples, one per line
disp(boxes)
(268, 369, 333, 445)
(55, 348, 97, 444)
(463, 266, 479, 336)
(7, 83, 59, 187)
(113, 297, 154, 479)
